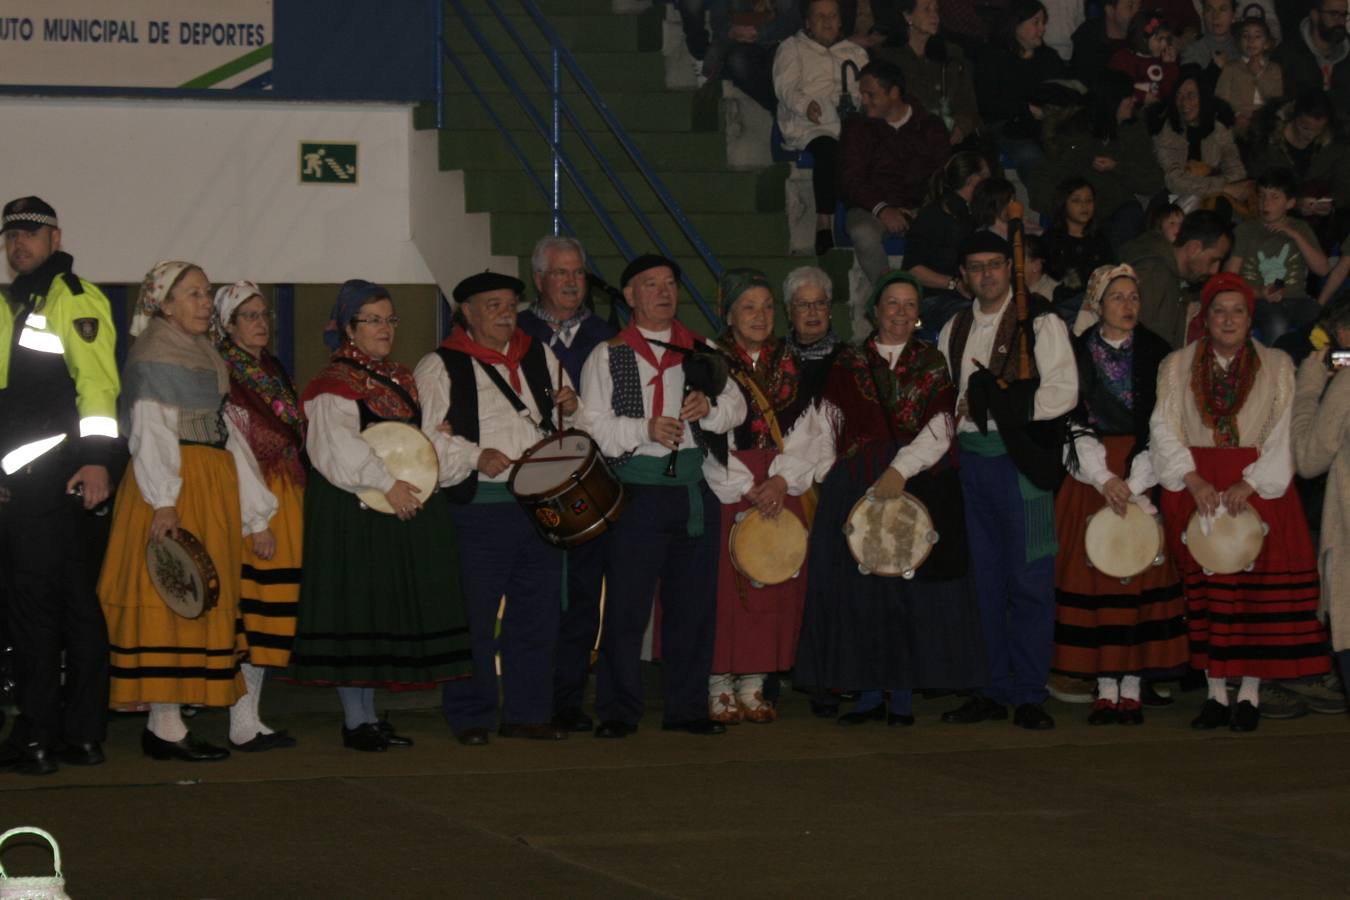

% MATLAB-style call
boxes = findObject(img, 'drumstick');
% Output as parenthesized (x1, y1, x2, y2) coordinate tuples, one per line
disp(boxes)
(508, 454, 586, 465)
(556, 355, 565, 445)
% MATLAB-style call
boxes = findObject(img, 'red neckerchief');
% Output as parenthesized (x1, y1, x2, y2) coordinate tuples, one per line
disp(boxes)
(619, 318, 697, 416)
(441, 327, 532, 391)
(300, 342, 420, 421)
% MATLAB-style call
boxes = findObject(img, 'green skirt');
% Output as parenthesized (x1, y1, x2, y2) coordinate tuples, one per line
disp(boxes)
(287, 473, 472, 687)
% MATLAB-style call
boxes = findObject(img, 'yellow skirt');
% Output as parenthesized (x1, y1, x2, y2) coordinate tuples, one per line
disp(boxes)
(239, 471, 302, 668)
(98, 445, 245, 707)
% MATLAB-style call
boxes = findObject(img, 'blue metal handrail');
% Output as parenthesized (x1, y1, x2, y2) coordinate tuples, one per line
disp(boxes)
(436, 0, 724, 328)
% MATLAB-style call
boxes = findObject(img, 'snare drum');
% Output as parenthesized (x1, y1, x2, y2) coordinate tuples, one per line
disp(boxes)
(728, 507, 808, 587)
(508, 429, 624, 548)
(843, 491, 939, 578)
(1084, 503, 1165, 581)
(356, 422, 439, 515)
(1182, 506, 1267, 574)
(145, 528, 220, 619)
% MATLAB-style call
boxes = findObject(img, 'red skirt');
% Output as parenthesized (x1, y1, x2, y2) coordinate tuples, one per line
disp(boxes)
(1159, 446, 1330, 679)
(1053, 437, 1189, 678)
(710, 449, 808, 674)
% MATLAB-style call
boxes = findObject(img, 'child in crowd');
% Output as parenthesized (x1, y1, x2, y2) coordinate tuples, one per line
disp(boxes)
(1024, 233, 1060, 301)
(971, 176, 1017, 238)
(1226, 168, 1330, 341)
(1215, 17, 1282, 136)
(1043, 177, 1116, 298)
(1108, 11, 1180, 106)
(1148, 201, 1184, 244)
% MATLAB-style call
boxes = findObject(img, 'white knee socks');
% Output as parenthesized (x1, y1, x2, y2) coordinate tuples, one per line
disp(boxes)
(1237, 676, 1260, 706)
(148, 702, 188, 742)
(1206, 673, 1230, 705)
(1120, 675, 1142, 702)
(228, 663, 276, 745)
(1097, 677, 1120, 703)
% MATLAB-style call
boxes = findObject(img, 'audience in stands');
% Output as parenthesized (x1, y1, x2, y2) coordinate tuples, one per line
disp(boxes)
(874, 0, 982, 145)
(1151, 65, 1251, 212)
(1215, 16, 1282, 135)
(1181, 0, 1241, 83)
(1271, 0, 1349, 109)
(839, 59, 951, 295)
(1033, 70, 1162, 252)
(1247, 91, 1348, 244)
(1043, 178, 1117, 300)
(1226, 167, 1330, 340)
(1108, 11, 1181, 107)
(902, 151, 988, 293)
(1122, 207, 1233, 346)
(974, 0, 1066, 183)
(774, 0, 870, 256)
(1069, 0, 1138, 87)
(678, 0, 801, 110)
(970, 175, 1017, 238)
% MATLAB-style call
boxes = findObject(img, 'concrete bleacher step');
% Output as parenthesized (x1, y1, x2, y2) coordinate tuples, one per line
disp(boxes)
(441, 51, 667, 94)
(420, 89, 719, 134)
(463, 168, 787, 215)
(443, 7, 663, 54)
(437, 126, 730, 173)
(491, 210, 789, 258)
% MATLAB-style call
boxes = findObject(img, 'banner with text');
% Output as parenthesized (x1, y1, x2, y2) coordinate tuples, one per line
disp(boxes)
(0, 0, 273, 91)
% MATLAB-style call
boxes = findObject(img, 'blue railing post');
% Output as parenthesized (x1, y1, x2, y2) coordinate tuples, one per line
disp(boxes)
(435, 2, 446, 129)
(551, 46, 561, 237)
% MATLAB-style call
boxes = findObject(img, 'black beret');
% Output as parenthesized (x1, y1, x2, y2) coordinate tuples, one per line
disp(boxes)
(959, 230, 1012, 262)
(452, 270, 525, 303)
(620, 254, 681, 287)
(1, 195, 58, 233)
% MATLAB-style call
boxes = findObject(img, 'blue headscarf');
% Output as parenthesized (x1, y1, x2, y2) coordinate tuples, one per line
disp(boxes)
(323, 279, 389, 350)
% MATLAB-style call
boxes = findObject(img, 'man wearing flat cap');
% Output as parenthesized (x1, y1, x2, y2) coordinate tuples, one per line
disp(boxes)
(0, 195, 120, 773)
(575, 254, 747, 738)
(414, 270, 580, 746)
(936, 230, 1078, 731)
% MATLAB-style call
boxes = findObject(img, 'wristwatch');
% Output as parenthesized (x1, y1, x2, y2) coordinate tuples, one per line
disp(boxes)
(946, 277, 957, 291)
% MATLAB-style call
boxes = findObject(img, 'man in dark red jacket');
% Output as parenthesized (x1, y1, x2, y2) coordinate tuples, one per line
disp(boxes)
(840, 60, 951, 322)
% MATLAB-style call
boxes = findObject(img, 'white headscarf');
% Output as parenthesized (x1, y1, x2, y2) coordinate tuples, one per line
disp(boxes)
(132, 260, 196, 337)
(212, 280, 265, 339)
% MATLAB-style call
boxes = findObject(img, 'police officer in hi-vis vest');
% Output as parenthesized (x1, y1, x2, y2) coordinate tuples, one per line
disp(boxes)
(0, 196, 120, 775)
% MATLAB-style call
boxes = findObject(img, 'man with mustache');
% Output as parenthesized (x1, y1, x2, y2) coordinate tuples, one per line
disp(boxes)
(1273, 0, 1349, 109)
(415, 271, 580, 746)
(0, 196, 120, 774)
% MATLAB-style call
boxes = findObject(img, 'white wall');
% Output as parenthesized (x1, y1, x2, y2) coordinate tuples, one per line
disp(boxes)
(0, 96, 435, 285)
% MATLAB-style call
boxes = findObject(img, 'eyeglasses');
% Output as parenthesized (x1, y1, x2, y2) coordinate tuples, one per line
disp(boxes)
(352, 316, 401, 327)
(234, 310, 270, 323)
(964, 260, 1008, 275)
(791, 300, 830, 313)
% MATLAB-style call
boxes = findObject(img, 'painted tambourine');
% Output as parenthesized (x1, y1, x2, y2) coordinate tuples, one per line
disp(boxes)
(146, 527, 220, 620)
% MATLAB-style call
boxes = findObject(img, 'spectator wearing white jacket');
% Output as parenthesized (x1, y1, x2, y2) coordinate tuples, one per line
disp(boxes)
(773, 0, 870, 255)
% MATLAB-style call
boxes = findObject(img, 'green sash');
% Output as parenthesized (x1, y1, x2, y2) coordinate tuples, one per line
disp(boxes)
(615, 449, 707, 537)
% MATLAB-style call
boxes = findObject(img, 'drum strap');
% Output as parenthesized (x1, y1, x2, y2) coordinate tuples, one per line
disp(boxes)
(729, 368, 819, 526)
(475, 359, 557, 436)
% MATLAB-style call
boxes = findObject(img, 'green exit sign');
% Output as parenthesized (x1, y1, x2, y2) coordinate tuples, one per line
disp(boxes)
(300, 142, 358, 184)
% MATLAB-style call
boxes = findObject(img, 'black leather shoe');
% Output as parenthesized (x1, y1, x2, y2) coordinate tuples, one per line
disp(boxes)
(887, 713, 915, 727)
(499, 722, 568, 740)
(837, 704, 886, 726)
(1087, 700, 1119, 726)
(661, 718, 726, 735)
(376, 719, 414, 747)
(229, 731, 298, 752)
(342, 723, 388, 752)
(941, 696, 1008, 724)
(1190, 698, 1232, 729)
(0, 740, 58, 776)
(455, 727, 491, 746)
(594, 720, 636, 739)
(55, 740, 106, 766)
(809, 700, 840, 719)
(142, 729, 230, 762)
(1230, 700, 1260, 732)
(1013, 703, 1055, 730)
(554, 707, 594, 733)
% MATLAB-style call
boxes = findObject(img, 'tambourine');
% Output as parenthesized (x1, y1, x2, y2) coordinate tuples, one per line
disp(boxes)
(1084, 503, 1166, 582)
(728, 507, 808, 587)
(146, 527, 220, 619)
(843, 491, 939, 579)
(356, 422, 439, 515)
(1182, 506, 1267, 575)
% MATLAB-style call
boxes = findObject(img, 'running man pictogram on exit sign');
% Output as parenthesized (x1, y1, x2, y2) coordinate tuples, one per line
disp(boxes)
(300, 142, 358, 184)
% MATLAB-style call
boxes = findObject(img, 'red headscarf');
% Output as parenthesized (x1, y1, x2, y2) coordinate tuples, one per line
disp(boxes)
(1199, 272, 1255, 318)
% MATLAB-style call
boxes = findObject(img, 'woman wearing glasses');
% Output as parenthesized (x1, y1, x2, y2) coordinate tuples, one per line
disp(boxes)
(288, 280, 471, 752)
(212, 282, 305, 752)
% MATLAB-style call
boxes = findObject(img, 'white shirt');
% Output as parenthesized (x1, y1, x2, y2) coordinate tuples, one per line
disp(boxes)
(577, 327, 747, 460)
(413, 341, 577, 487)
(701, 348, 834, 503)
(304, 395, 402, 496)
(130, 399, 278, 536)
(937, 292, 1078, 434)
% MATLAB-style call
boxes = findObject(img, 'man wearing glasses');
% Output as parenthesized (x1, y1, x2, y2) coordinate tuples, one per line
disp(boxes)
(1274, 0, 1349, 108)
(936, 231, 1078, 731)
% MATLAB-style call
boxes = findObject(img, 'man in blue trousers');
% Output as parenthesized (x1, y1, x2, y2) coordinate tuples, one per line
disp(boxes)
(936, 231, 1078, 730)
(415, 271, 580, 746)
